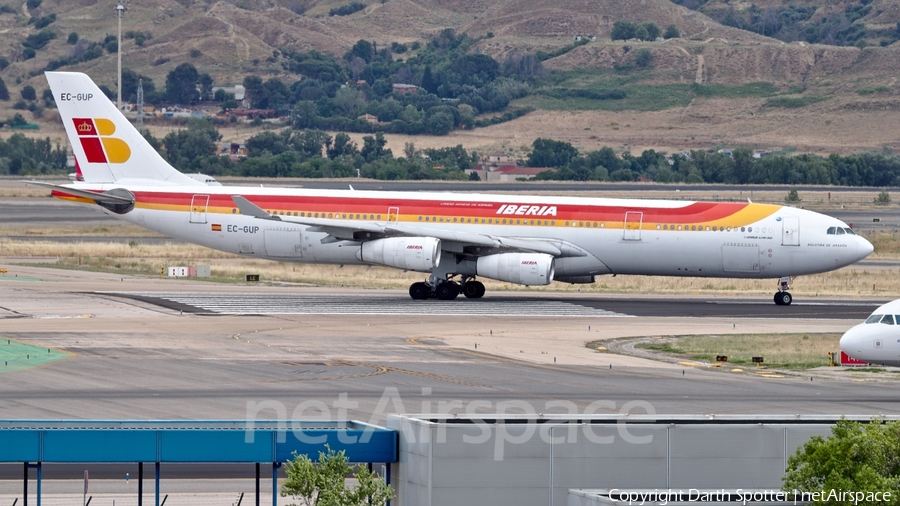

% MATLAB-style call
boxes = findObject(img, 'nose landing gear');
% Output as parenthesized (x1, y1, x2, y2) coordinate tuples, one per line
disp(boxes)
(774, 276, 793, 306)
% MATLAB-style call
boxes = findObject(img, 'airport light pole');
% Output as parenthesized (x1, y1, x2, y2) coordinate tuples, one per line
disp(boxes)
(116, 3, 124, 110)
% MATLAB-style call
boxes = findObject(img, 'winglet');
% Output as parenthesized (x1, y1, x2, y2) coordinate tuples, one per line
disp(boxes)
(231, 195, 281, 220)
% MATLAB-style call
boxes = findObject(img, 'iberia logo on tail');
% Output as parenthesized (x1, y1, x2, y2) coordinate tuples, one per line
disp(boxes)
(73, 118, 131, 163)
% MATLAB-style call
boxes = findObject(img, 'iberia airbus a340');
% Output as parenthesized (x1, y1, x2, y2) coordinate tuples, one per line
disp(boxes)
(28, 72, 873, 304)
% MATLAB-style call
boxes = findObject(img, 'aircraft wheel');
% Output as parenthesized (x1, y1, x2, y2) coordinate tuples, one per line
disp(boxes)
(463, 281, 485, 299)
(435, 282, 460, 301)
(409, 282, 430, 300)
(774, 292, 792, 306)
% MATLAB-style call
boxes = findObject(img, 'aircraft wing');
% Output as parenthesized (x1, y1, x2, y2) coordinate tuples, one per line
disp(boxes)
(231, 195, 583, 257)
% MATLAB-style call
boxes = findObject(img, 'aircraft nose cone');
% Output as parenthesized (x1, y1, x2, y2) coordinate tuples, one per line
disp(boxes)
(839, 324, 863, 353)
(858, 236, 874, 260)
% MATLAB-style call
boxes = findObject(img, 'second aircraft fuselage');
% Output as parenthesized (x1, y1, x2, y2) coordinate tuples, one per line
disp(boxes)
(54, 185, 873, 280)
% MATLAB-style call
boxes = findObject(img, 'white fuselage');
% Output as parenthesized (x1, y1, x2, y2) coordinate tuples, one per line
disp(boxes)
(840, 300, 900, 367)
(59, 184, 873, 282)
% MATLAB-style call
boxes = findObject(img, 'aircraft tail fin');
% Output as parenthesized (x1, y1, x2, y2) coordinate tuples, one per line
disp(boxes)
(45, 71, 202, 186)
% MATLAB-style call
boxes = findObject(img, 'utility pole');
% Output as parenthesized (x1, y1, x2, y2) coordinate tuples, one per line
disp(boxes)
(136, 78, 144, 132)
(116, 2, 125, 110)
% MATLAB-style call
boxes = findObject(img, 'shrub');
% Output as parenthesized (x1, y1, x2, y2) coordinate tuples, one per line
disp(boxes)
(664, 24, 680, 39)
(21, 85, 36, 101)
(634, 48, 653, 67)
(329, 2, 366, 16)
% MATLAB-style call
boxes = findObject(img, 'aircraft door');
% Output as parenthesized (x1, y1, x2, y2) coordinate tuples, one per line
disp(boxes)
(190, 195, 209, 224)
(264, 228, 302, 258)
(387, 206, 400, 223)
(782, 216, 800, 246)
(623, 211, 643, 241)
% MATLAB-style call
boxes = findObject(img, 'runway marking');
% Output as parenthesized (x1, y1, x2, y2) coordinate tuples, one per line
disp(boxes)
(101, 292, 632, 317)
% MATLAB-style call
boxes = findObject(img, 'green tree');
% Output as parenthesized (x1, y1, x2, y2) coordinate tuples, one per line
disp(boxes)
(642, 22, 661, 41)
(67, 32, 78, 45)
(345, 39, 375, 64)
(611, 20, 635, 41)
(281, 447, 393, 506)
(242, 75, 264, 108)
(634, 25, 650, 42)
(785, 188, 801, 202)
(783, 418, 900, 505)
(165, 63, 200, 104)
(527, 138, 579, 168)
(361, 132, 390, 162)
(663, 24, 680, 39)
(0, 77, 10, 101)
(327, 132, 357, 159)
(875, 190, 892, 205)
(21, 85, 36, 101)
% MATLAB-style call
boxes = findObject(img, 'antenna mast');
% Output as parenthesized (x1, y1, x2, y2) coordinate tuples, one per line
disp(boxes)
(136, 78, 144, 132)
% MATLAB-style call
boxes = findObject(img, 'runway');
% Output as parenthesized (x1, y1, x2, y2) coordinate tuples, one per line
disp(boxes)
(105, 291, 878, 319)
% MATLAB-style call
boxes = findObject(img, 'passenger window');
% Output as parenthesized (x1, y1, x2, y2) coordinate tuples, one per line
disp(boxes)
(836, 228, 845, 235)
(827, 227, 836, 235)
(866, 315, 883, 324)
(881, 315, 895, 325)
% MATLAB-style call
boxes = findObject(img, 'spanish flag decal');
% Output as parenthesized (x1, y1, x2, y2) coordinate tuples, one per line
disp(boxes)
(211, 224, 222, 231)
(73, 118, 131, 163)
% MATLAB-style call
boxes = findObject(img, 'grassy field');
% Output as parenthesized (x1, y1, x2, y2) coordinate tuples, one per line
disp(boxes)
(524, 71, 783, 111)
(632, 333, 843, 370)
(4, 236, 900, 296)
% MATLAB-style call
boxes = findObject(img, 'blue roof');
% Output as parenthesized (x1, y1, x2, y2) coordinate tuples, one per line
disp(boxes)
(0, 420, 397, 463)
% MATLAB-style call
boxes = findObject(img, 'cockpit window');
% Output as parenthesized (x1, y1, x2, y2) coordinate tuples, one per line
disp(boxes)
(844, 228, 856, 235)
(866, 314, 883, 323)
(836, 228, 845, 235)
(882, 314, 895, 325)
(826, 227, 836, 235)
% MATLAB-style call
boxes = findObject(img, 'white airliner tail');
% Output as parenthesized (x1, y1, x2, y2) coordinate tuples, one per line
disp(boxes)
(46, 71, 203, 186)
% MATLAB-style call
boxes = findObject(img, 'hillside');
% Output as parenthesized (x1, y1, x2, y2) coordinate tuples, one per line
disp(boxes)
(2, 0, 900, 157)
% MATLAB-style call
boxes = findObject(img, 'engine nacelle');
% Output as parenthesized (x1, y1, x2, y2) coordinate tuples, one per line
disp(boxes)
(476, 253, 555, 286)
(357, 237, 441, 271)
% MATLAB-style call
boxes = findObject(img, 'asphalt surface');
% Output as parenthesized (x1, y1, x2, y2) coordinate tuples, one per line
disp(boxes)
(113, 291, 879, 319)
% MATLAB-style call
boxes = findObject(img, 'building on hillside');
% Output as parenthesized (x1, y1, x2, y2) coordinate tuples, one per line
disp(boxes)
(466, 165, 555, 181)
(216, 142, 248, 161)
(392, 83, 418, 94)
(466, 152, 555, 181)
(209, 85, 245, 101)
(358, 113, 387, 125)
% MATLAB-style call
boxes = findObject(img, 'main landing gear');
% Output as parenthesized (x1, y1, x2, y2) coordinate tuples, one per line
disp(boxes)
(774, 276, 793, 306)
(408, 275, 485, 300)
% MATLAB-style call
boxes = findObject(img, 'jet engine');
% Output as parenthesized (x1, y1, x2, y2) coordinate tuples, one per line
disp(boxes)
(476, 253, 555, 285)
(358, 237, 441, 271)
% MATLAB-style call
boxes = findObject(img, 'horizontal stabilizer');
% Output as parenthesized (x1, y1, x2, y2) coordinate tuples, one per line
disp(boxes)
(22, 181, 134, 204)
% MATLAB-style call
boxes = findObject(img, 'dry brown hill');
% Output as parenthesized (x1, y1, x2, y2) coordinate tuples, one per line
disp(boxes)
(2, 0, 900, 156)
